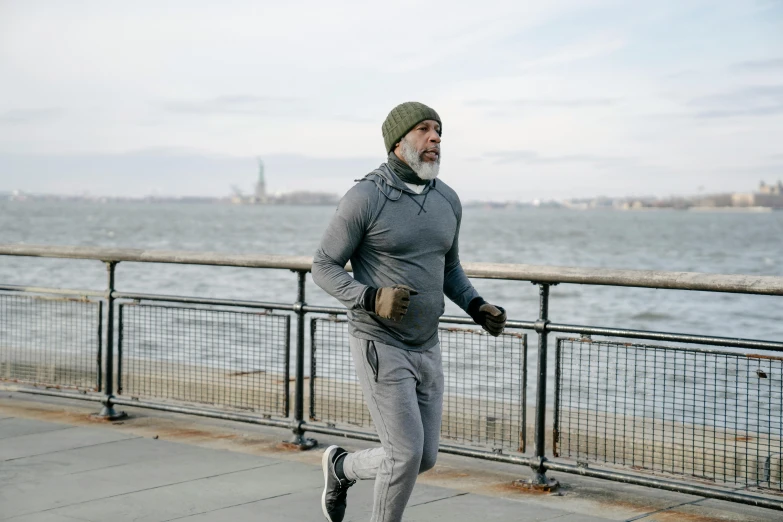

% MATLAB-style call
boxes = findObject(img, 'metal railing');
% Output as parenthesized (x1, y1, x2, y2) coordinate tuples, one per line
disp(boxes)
(0, 292, 102, 390)
(1, 244, 782, 511)
(554, 338, 783, 490)
(118, 302, 291, 417)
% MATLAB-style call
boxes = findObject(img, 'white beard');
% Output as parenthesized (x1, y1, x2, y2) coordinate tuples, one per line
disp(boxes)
(400, 137, 440, 181)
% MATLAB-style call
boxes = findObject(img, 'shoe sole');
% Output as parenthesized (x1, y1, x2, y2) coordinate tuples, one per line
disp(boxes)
(321, 445, 339, 521)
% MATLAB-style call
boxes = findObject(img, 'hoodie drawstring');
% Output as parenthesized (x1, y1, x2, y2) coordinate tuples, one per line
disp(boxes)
(405, 191, 428, 215)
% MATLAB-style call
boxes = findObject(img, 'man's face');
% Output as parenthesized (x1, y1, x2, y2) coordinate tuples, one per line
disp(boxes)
(397, 120, 441, 161)
(395, 119, 442, 180)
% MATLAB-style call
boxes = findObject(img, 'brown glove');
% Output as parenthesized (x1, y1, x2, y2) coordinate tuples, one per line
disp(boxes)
(375, 284, 418, 322)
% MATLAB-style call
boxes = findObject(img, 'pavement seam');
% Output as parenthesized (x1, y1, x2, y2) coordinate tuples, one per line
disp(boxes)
(157, 491, 295, 521)
(60, 440, 209, 477)
(51, 512, 96, 522)
(0, 424, 78, 441)
(407, 491, 470, 508)
(0, 438, 201, 487)
(545, 513, 600, 522)
(623, 484, 768, 521)
(1, 435, 143, 462)
(623, 496, 708, 522)
(3, 462, 284, 521)
(67, 460, 157, 476)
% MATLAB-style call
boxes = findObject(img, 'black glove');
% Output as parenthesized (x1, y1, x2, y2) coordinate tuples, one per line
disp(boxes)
(468, 297, 506, 336)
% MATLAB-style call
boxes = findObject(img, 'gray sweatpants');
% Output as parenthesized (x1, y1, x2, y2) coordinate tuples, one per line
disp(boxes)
(342, 335, 444, 522)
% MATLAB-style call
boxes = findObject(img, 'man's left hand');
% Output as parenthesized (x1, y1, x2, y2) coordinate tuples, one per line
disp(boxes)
(478, 303, 506, 336)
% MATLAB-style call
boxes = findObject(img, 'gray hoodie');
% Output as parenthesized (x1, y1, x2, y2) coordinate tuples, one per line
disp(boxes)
(312, 163, 480, 350)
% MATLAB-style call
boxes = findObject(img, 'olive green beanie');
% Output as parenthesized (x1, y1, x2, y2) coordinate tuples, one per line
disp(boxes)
(381, 101, 441, 153)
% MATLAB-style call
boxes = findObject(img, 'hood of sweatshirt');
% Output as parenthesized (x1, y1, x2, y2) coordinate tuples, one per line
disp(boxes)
(361, 163, 434, 202)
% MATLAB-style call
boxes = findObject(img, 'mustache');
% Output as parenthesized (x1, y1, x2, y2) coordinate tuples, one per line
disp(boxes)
(423, 146, 440, 153)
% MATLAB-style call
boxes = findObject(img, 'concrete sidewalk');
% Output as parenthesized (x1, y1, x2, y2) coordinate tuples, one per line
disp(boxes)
(0, 416, 605, 522)
(0, 392, 778, 522)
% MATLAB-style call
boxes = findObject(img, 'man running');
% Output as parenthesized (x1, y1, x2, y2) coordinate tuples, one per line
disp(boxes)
(312, 101, 507, 522)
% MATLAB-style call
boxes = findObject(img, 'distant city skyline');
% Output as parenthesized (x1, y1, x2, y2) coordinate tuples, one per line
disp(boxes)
(3, 160, 779, 208)
(1, 1, 782, 200)
(0, 149, 779, 202)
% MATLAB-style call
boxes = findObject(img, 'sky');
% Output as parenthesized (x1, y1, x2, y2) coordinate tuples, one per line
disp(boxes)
(1, 0, 782, 201)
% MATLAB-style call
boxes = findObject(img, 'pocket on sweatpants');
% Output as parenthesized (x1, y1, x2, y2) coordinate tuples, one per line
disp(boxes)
(366, 341, 379, 382)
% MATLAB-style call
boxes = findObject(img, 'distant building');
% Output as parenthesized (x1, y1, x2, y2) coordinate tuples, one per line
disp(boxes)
(693, 193, 733, 208)
(273, 191, 339, 206)
(731, 193, 754, 207)
(621, 200, 651, 210)
(9, 190, 29, 202)
(758, 180, 783, 196)
(753, 180, 783, 209)
(730, 181, 783, 209)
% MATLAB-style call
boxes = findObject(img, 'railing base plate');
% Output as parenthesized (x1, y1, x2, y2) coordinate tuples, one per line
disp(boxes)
(513, 477, 560, 492)
(281, 435, 317, 451)
(91, 406, 128, 421)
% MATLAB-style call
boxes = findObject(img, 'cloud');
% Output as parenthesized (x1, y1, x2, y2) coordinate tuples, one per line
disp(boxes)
(731, 58, 783, 71)
(694, 106, 783, 118)
(517, 37, 625, 70)
(159, 95, 301, 116)
(664, 69, 700, 80)
(482, 149, 636, 169)
(0, 108, 62, 125)
(329, 114, 376, 124)
(466, 97, 619, 109)
(689, 85, 783, 118)
(156, 95, 375, 124)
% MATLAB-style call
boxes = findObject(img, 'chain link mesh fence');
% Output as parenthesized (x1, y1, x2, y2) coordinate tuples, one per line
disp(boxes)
(310, 317, 527, 453)
(0, 292, 101, 390)
(118, 303, 290, 417)
(555, 337, 783, 491)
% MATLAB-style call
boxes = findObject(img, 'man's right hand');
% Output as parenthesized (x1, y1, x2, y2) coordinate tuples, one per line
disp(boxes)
(375, 284, 418, 322)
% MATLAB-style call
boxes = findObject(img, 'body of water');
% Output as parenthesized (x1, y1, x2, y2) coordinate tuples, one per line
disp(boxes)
(2, 200, 782, 425)
(1, 201, 780, 342)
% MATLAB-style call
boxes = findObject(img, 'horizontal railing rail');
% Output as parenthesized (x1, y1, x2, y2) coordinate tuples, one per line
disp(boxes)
(1, 243, 782, 295)
(1, 244, 781, 511)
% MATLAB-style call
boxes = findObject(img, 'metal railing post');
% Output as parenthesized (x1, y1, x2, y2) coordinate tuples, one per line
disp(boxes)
(521, 283, 559, 490)
(287, 270, 317, 449)
(95, 261, 127, 420)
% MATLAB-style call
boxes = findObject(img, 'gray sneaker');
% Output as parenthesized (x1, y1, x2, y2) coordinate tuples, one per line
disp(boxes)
(321, 445, 355, 522)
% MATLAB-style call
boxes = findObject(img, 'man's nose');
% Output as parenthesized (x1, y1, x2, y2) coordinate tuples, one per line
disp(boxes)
(429, 131, 441, 143)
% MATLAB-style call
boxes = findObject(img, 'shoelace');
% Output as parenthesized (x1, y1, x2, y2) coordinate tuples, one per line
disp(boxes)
(327, 477, 355, 508)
